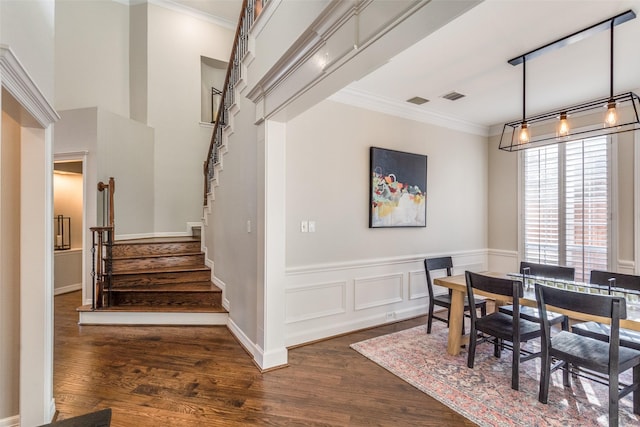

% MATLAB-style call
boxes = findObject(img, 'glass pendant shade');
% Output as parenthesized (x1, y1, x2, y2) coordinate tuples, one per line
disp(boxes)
(604, 99, 618, 127)
(556, 112, 570, 138)
(519, 122, 530, 144)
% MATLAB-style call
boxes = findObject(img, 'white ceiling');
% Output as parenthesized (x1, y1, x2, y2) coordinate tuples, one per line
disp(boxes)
(166, 0, 242, 25)
(169, 0, 640, 132)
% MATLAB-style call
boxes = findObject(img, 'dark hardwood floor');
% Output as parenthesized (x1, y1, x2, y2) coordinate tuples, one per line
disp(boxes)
(54, 291, 476, 426)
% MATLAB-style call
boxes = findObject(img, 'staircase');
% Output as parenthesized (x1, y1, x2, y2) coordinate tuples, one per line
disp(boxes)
(78, 236, 228, 325)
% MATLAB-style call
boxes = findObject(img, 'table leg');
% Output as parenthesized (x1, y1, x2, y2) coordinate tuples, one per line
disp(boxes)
(447, 289, 466, 355)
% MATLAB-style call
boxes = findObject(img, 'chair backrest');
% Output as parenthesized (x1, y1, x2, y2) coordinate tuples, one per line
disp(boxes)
(424, 257, 453, 298)
(590, 270, 640, 293)
(520, 261, 575, 281)
(534, 283, 627, 366)
(465, 271, 524, 338)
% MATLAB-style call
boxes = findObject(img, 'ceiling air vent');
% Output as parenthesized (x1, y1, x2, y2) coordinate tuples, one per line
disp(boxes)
(406, 96, 429, 105)
(442, 91, 465, 101)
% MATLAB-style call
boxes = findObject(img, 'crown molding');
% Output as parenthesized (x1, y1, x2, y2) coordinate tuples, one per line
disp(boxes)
(329, 86, 488, 137)
(0, 45, 59, 127)
(144, 0, 236, 30)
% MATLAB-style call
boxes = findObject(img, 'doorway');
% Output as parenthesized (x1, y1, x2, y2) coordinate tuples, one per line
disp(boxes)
(53, 159, 84, 301)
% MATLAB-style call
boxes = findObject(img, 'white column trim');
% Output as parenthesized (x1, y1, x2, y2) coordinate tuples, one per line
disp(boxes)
(2, 44, 58, 426)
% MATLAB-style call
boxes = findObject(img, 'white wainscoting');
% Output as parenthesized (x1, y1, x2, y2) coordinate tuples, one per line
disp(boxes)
(488, 249, 519, 274)
(0, 415, 19, 427)
(283, 250, 488, 347)
(618, 260, 636, 275)
(354, 274, 403, 311)
(285, 281, 346, 323)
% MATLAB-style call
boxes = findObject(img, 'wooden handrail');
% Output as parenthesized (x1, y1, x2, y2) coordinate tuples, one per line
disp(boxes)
(203, 0, 254, 204)
(98, 176, 115, 230)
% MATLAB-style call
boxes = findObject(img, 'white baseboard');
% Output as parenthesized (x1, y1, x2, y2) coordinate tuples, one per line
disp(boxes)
(54, 283, 82, 296)
(48, 398, 56, 424)
(212, 275, 229, 310)
(0, 415, 19, 427)
(227, 317, 260, 361)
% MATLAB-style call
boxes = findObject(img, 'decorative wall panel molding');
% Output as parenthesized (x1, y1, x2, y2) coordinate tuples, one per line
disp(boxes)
(285, 281, 346, 323)
(408, 270, 427, 300)
(354, 273, 403, 311)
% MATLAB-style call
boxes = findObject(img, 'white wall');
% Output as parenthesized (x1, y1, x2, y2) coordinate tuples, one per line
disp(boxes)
(281, 99, 488, 346)
(54, 250, 82, 294)
(147, 3, 234, 233)
(55, 0, 130, 117)
(54, 108, 98, 305)
(54, 107, 155, 302)
(130, 2, 148, 123)
(287, 99, 487, 265)
(97, 109, 154, 238)
(1, 0, 55, 102)
(207, 91, 259, 346)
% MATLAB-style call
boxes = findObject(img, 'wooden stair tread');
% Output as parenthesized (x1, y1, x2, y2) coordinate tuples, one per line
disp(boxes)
(77, 304, 227, 313)
(93, 236, 221, 312)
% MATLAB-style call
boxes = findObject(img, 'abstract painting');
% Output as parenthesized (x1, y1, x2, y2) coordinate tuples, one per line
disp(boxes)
(370, 147, 427, 228)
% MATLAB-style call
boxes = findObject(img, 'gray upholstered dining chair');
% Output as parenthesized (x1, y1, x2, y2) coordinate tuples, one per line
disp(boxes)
(424, 257, 486, 334)
(535, 283, 640, 427)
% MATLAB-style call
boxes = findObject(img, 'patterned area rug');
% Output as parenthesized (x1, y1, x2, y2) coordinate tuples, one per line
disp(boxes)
(350, 324, 639, 427)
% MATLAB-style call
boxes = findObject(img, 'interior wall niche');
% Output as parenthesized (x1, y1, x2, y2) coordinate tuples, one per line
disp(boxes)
(200, 56, 227, 123)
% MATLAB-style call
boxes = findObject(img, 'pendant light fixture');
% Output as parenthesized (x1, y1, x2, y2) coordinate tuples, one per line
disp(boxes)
(499, 9, 640, 152)
(518, 58, 529, 144)
(604, 19, 617, 128)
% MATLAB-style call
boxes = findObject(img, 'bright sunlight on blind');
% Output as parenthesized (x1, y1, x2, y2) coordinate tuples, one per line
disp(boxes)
(523, 137, 609, 282)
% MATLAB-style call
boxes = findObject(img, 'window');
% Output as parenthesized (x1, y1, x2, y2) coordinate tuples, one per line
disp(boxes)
(522, 136, 610, 282)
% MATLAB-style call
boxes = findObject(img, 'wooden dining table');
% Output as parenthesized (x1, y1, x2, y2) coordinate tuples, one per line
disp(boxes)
(434, 272, 640, 356)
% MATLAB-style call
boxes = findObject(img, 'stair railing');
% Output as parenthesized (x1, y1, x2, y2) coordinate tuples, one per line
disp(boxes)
(203, 0, 266, 204)
(92, 177, 115, 309)
(90, 226, 113, 309)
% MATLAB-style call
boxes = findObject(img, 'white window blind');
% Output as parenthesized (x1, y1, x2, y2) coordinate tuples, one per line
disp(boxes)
(522, 137, 609, 282)
(523, 145, 560, 265)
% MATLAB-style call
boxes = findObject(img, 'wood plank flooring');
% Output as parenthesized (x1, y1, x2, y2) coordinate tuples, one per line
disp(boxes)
(54, 291, 476, 426)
